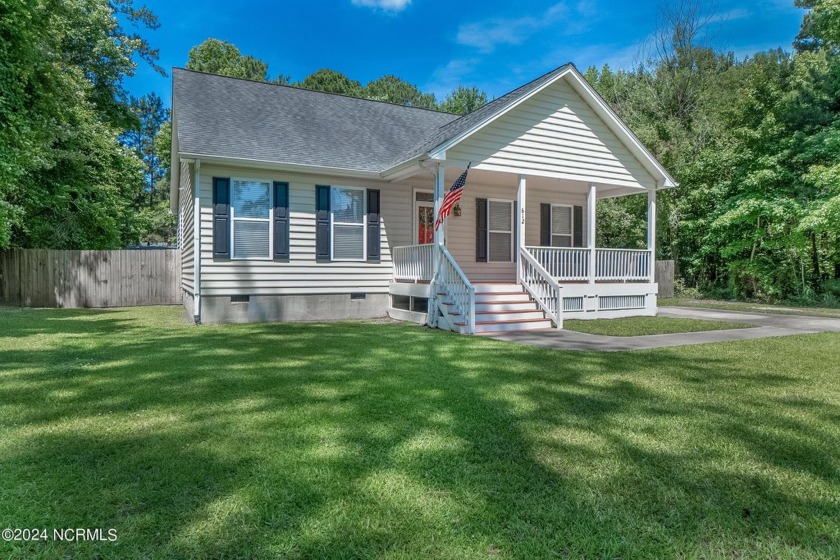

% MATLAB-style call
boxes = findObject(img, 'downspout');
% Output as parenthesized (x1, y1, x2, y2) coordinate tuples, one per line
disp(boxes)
(193, 159, 202, 323)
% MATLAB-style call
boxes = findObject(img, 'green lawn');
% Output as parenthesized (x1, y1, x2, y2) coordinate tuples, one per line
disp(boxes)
(563, 316, 752, 336)
(1, 306, 839, 559)
(660, 297, 840, 318)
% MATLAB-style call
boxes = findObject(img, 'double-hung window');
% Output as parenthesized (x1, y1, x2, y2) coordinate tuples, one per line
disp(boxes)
(551, 204, 573, 247)
(488, 199, 513, 262)
(231, 178, 272, 259)
(331, 186, 366, 261)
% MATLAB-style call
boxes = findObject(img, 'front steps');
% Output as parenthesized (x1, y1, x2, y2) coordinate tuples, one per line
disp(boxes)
(442, 283, 553, 334)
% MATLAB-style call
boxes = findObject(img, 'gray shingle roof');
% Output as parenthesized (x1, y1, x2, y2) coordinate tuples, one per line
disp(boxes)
(172, 65, 580, 174)
(172, 68, 459, 173)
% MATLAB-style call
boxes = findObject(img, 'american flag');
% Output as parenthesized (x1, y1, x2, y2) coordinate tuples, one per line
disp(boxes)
(434, 163, 471, 231)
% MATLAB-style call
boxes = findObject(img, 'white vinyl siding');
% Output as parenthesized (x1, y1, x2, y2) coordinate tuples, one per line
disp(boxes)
(196, 164, 406, 296)
(231, 178, 271, 260)
(446, 80, 657, 189)
(551, 204, 573, 247)
(488, 199, 513, 262)
(444, 179, 588, 282)
(331, 186, 366, 261)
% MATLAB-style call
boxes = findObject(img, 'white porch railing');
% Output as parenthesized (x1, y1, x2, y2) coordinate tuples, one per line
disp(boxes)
(393, 243, 434, 282)
(436, 245, 476, 334)
(596, 249, 651, 282)
(519, 247, 562, 328)
(525, 247, 652, 283)
(526, 247, 589, 282)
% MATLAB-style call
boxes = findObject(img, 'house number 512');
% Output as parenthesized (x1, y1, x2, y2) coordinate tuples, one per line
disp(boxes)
(521, 207, 526, 225)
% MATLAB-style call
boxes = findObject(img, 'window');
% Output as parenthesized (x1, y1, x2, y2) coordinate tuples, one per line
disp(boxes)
(232, 179, 272, 259)
(551, 205, 573, 247)
(332, 186, 366, 260)
(488, 199, 513, 262)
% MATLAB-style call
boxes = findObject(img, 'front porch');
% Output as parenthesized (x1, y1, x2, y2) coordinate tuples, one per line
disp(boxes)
(388, 167, 661, 334)
(390, 244, 658, 334)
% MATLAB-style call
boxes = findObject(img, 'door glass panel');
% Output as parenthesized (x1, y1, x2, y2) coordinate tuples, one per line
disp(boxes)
(417, 206, 434, 244)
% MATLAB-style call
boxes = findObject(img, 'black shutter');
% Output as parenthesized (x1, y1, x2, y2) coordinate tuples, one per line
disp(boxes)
(315, 185, 331, 261)
(476, 198, 488, 262)
(367, 189, 381, 261)
(212, 177, 230, 259)
(573, 205, 584, 247)
(540, 203, 551, 247)
(273, 181, 290, 260)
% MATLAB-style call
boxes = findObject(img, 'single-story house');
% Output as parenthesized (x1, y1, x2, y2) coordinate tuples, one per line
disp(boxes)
(170, 63, 676, 334)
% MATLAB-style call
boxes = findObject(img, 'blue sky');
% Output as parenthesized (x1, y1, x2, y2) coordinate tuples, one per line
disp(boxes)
(126, 0, 806, 105)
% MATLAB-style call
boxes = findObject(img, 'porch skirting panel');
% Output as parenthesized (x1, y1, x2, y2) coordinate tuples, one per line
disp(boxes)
(559, 283, 658, 320)
(199, 293, 388, 324)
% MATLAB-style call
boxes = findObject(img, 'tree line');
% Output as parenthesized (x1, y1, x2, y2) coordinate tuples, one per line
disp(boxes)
(0, 0, 838, 305)
(590, 0, 840, 304)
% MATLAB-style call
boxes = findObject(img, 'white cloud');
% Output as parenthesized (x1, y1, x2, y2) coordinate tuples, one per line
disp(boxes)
(351, 0, 411, 13)
(455, 2, 571, 54)
(707, 8, 749, 24)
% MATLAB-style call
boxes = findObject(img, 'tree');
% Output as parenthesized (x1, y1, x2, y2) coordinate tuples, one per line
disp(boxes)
(186, 39, 289, 84)
(297, 69, 364, 96)
(795, 0, 840, 52)
(438, 86, 488, 115)
(364, 75, 437, 108)
(123, 93, 169, 207)
(0, 0, 164, 249)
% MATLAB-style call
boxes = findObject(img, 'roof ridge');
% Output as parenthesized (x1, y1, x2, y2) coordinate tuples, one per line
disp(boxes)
(172, 67, 459, 116)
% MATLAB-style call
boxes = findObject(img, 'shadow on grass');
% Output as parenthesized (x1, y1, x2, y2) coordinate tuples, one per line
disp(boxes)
(0, 307, 838, 558)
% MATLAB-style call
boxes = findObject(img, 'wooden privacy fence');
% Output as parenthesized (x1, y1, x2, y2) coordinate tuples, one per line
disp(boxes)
(0, 249, 181, 308)
(655, 260, 675, 298)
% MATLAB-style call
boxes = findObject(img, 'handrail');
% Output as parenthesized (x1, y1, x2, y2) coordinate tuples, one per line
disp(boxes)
(526, 246, 651, 283)
(595, 248, 650, 282)
(519, 247, 563, 329)
(393, 244, 434, 282)
(435, 244, 476, 334)
(526, 246, 588, 282)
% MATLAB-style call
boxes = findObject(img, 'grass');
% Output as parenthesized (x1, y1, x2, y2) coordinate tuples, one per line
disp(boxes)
(562, 316, 752, 336)
(0, 306, 839, 559)
(661, 297, 840, 318)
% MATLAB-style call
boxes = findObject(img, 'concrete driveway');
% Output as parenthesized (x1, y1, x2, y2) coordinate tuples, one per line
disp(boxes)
(487, 306, 840, 352)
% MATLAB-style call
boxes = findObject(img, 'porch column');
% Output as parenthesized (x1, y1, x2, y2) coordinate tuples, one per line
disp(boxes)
(587, 184, 596, 285)
(434, 163, 445, 248)
(516, 174, 526, 283)
(647, 186, 657, 283)
(428, 163, 446, 327)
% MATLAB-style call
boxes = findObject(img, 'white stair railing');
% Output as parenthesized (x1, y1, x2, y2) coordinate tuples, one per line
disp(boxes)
(434, 245, 475, 334)
(519, 247, 563, 329)
(393, 244, 434, 282)
(526, 247, 589, 282)
(595, 249, 651, 282)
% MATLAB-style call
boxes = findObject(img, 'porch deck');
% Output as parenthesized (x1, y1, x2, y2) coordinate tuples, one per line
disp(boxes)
(389, 244, 658, 334)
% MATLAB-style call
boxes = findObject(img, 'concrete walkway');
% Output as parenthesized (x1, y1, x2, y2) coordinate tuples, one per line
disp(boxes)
(487, 306, 840, 352)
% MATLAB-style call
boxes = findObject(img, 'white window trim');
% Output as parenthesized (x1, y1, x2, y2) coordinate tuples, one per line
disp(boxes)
(487, 198, 514, 263)
(231, 177, 273, 261)
(330, 185, 367, 262)
(413, 188, 435, 245)
(550, 204, 574, 248)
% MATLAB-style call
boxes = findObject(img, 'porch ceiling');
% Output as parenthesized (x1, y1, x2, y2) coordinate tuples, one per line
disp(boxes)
(394, 165, 649, 199)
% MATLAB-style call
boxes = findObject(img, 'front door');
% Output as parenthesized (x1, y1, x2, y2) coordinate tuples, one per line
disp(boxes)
(414, 191, 435, 245)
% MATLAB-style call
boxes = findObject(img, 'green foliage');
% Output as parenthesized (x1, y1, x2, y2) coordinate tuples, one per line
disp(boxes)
(0, 0, 164, 249)
(297, 68, 364, 96)
(439, 85, 489, 115)
(583, 1, 840, 303)
(186, 38, 288, 84)
(363, 75, 437, 108)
